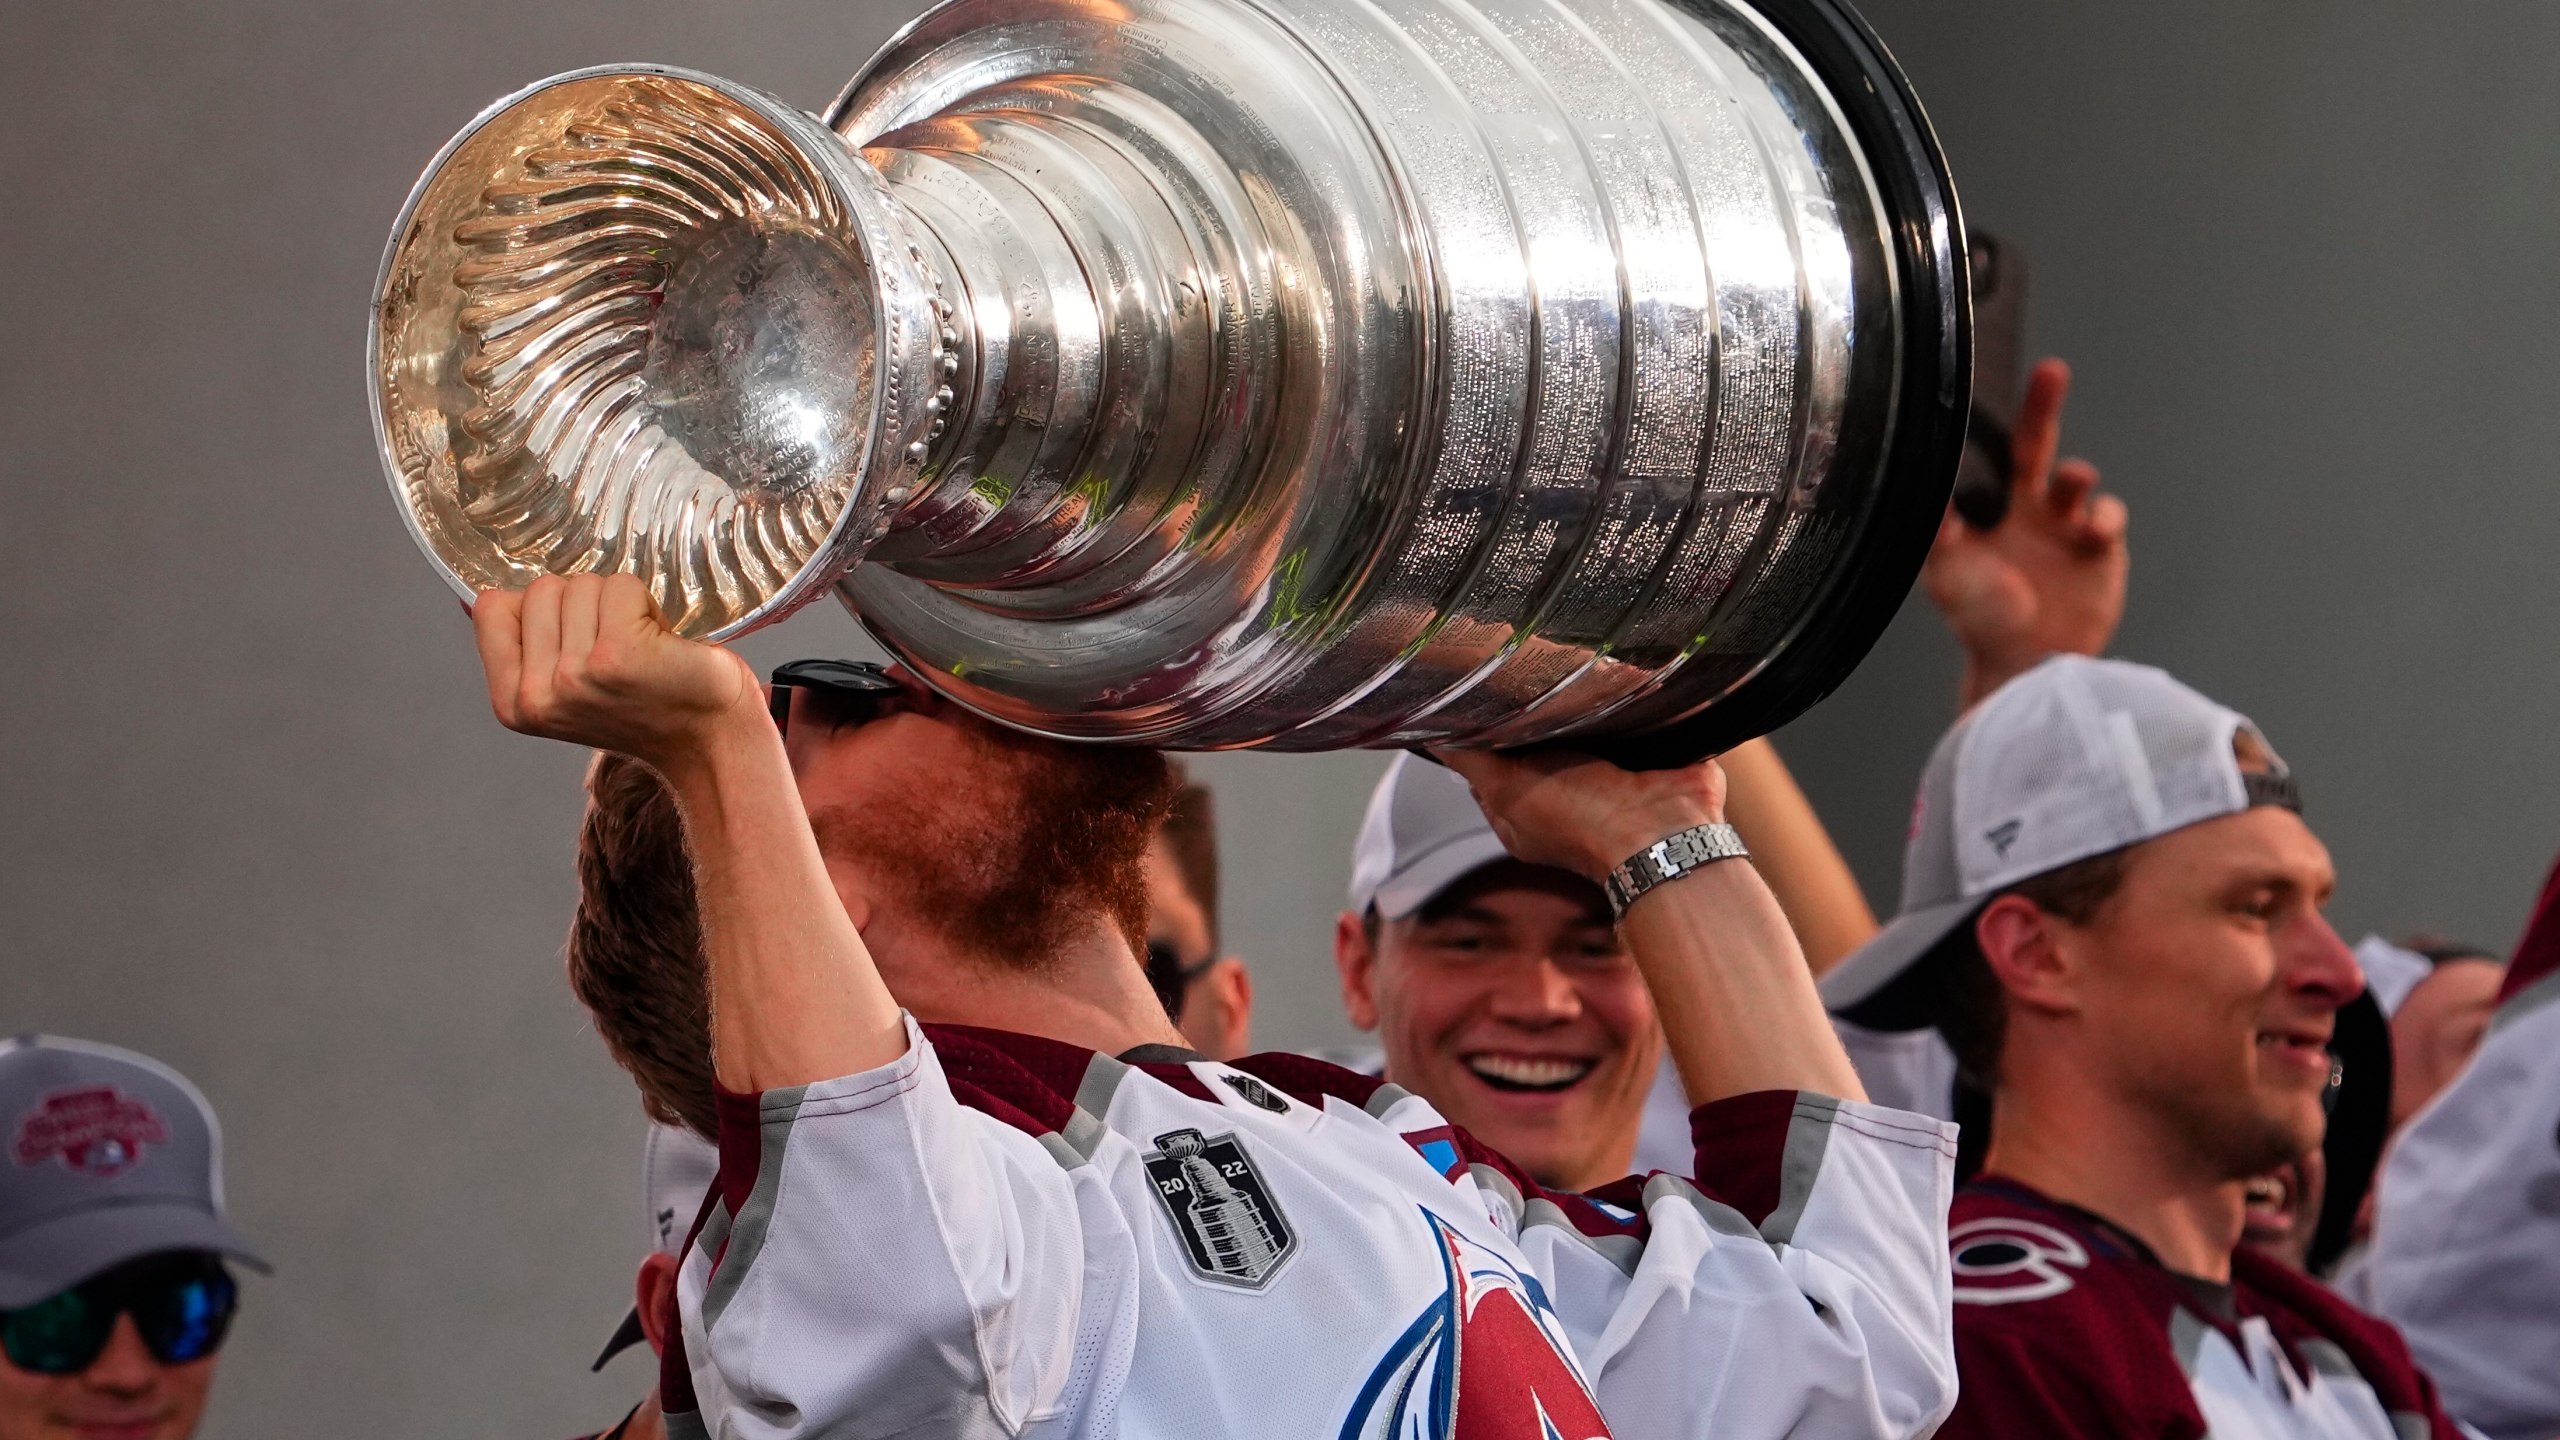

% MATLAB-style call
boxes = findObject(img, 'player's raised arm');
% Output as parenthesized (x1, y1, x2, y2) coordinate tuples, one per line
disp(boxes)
(470, 572, 906, 1090)
(1437, 745, 1957, 1438)
(1437, 746, 1866, 1105)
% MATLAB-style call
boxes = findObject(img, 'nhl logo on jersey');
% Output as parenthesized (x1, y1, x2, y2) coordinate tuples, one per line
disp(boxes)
(1142, 1128, 1297, 1289)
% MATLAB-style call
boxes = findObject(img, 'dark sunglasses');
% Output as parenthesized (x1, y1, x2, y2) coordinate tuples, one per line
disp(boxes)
(768, 659, 905, 739)
(1, 1252, 235, 1375)
(1144, 940, 1218, 1024)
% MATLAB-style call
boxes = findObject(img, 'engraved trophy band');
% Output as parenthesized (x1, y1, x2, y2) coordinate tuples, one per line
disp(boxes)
(369, 0, 1968, 761)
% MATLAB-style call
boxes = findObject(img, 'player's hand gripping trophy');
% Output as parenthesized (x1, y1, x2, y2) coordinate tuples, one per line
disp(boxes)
(372, 0, 1968, 763)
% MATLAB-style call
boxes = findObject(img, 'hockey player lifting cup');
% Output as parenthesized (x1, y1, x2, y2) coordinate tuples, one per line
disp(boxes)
(462, 572, 1962, 1439)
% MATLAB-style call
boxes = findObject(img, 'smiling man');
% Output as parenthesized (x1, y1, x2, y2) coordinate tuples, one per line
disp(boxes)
(1822, 656, 2468, 1439)
(0, 1037, 263, 1440)
(1333, 753, 1664, 1189)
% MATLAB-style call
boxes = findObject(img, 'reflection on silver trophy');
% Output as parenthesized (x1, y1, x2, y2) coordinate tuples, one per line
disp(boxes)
(371, 0, 1967, 761)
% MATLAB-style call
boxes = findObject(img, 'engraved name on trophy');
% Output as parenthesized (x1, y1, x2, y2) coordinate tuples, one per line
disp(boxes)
(371, 0, 1966, 762)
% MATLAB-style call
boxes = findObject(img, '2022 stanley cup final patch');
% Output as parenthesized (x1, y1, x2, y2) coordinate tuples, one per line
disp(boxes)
(1142, 1128, 1298, 1289)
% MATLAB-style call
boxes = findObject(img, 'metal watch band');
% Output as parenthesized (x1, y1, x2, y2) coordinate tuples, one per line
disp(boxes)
(1603, 822, 1750, 918)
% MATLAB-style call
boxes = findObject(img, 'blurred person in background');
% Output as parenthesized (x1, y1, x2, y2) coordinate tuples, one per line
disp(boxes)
(1332, 750, 1660, 1188)
(0, 1037, 264, 1440)
(1822, 656, 2466, 1438)
(2347, 935, 2506, 1132)
(2347, 868, 2560, 1440)
(1142, 768, 1253, 1058)
(579, 1124, 719, 1440)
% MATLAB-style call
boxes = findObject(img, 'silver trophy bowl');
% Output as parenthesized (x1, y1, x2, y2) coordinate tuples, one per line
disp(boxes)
(371, 0, 1965, 762)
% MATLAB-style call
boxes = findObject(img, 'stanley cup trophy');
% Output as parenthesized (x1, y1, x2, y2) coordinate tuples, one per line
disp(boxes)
(371, 0, 1966, 764)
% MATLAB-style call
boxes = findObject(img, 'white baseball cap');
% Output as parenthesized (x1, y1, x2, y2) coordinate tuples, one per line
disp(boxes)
(1346, 753, 1518, 921)
(593, 1122, 718, 1370)
(1821, 655, 2300, 1029)
(2352, 936, 2434, 1017)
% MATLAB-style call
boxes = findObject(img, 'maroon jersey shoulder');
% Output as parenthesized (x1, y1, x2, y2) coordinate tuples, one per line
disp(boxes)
(2229, 1249, 2465, 1439)
(1224, 1048, 1398, 1111)
(1939, 1183, 2202, 1440)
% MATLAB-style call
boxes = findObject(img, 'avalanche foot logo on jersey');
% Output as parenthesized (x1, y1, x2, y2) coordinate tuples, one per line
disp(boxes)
(1339, 1210, 1612, 1440)
(1143, 1128, 1297, 1289)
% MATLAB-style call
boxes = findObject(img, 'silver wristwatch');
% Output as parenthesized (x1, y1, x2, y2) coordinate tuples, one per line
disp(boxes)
(1603, 822, 1750, 918)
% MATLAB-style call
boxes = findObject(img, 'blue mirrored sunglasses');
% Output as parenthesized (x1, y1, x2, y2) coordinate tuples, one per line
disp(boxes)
(0, 1252, 235, 1375)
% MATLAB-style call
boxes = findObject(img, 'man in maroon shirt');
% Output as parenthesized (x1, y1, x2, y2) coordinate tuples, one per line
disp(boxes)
(1822, 655, 2470, 1439)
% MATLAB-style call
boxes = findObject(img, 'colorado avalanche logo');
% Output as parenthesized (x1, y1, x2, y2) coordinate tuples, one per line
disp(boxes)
(1949, 1216, 2089, 1305)
(1340, 1210, 1612, 1440)
(13, 1087, 169, 1178)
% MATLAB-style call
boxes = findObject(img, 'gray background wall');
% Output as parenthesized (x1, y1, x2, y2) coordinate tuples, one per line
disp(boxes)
(3, 1, 2554, 1433)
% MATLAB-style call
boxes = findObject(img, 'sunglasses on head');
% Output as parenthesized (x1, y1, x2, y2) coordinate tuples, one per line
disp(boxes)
(767, 659, 905, 740)
(1, 1251, 235, 1376)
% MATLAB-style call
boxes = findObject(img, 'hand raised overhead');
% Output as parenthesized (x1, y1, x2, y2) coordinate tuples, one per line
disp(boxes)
(1925, 357, 2129, 708)
(469, 572, 764, 769)
(1431, 746, 1727, 882)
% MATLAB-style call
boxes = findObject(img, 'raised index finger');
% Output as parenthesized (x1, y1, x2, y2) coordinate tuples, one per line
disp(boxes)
(2009, 357, 2073, 506)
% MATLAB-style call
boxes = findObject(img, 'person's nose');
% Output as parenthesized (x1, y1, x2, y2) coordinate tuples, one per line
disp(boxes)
(1483, 955, 1582, 1026)
(76, 1315, 161, 1395)
(2284, 911, 2364, 1011)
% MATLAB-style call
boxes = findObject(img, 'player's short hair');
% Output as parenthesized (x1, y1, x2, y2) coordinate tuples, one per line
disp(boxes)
(1159, 769, 1220, 951)
(568, 751, 716, 1139)
(1938, 846, 2131, 1091)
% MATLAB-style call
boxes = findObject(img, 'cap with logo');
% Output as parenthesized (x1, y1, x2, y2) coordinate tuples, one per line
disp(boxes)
(1347, 753, 1519, 922)
(592, 1122, 719, 1371)
(1820, 654, 2300, 1031)
(0, 1035, 267, 1308)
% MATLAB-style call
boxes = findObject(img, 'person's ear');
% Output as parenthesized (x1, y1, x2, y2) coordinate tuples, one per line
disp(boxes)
(635, 1252, 681, 1357)
(1201, 956, 1253, 1058)
(1334, 911, 1381, 1031)
(1974, 894, 2081, 1017)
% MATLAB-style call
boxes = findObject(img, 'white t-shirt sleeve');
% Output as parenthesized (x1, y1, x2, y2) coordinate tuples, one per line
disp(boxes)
(1829, 1016, 1959, 1122)
(2356, 972, 2560, 1440)
(674, 1015, 1116, 1439)
(1488, 1089, 1961, 1439)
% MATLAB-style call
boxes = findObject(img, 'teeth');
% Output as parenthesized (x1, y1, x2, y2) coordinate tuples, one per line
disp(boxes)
(1465, 1055, 1593, 1089)
(2244, 1176, 2288, 1207)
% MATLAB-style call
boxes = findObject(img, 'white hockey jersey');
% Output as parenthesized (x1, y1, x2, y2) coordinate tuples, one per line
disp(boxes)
(657, 1016, 1957, 1439)
(2344, 858, 2560, 1440)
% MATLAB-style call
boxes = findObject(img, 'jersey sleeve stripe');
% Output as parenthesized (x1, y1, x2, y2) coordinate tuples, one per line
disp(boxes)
(1522, 1194, 1646, 1276)
(1074, 1051, 1132, 1118)
(1684, 1089, 1803, 1228)
(1761, 1094, 1842, 1247)
(1637, 1172, 1760, 1241)
(702, 1086, 805, 1332)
